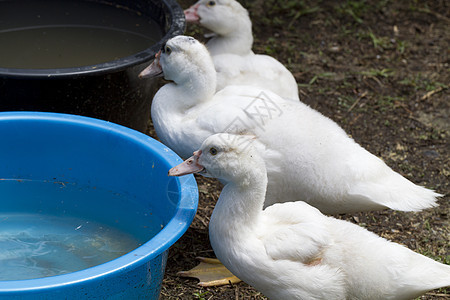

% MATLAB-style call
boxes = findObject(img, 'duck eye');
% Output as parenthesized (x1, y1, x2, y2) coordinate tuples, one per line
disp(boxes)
(206, 0, 216, 7)
(162, 44, 172, 54)
(209, 147, 218, 155)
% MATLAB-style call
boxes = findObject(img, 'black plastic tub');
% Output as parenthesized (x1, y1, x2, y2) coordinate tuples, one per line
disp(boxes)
(0, 0, 185, 132)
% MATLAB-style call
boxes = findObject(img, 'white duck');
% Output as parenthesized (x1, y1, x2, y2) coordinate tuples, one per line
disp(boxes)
(169, 133, 450, 300)
(184, 0, 300, 101)
(139, 35, 441, 214)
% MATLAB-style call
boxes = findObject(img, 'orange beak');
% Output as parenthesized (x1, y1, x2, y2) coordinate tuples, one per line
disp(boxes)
(184, 4, 200, 23)
(168, 150, 204, 176)
(139, 50, 163, 78)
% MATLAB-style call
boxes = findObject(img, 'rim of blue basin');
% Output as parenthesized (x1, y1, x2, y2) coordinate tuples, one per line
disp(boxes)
(0, 0, 185, 79)
(0, 111, 198, 292)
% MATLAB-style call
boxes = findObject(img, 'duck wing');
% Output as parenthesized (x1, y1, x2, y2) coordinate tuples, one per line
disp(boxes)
(259, 201, 330, 264)
(213, 54, 299, 101)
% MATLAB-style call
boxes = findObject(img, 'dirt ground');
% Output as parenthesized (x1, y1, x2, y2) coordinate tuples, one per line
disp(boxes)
(150, 0, 449, 299)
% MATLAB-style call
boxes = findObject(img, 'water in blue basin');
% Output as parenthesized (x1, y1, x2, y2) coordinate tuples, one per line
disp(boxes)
(0, 214, 141, 280)
(0, 179, 164, 281)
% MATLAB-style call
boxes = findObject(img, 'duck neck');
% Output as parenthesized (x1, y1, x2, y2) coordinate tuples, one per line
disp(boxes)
(211, 166, 268, 231)
(207, 20, 253, 56)
(162, 68, 217, 113)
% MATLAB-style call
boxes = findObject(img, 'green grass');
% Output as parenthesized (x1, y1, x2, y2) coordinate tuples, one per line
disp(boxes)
(193, 291, 210, 300)
(338, 95, 356, 109)
(399, 75, 448, 92)
(335, 0, 370, 24)
(375, 95, 403, 111)
(368, 31, 392, 49)
(396, 40, 407, 54)
(308, 72, 337, 85)
(359, 68, 394, 78)
(355, 30, 407, 54)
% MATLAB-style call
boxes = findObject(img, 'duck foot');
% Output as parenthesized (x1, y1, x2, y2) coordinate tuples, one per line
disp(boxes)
(177, 257, 241, 287)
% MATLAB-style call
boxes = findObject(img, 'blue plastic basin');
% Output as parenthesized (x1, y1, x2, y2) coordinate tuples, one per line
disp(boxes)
(0, 112, 198, 299)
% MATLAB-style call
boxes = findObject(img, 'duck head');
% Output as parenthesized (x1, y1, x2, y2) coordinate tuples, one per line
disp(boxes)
(169, 133, 263, 186)
(184, 0, 250, 36)
(139, 35, 216, 87)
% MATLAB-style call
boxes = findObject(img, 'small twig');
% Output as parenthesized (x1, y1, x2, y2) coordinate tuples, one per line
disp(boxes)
(347, 91, 368, 114)
(417, 8, 450, 23)
(348, 113, 362, 127)
(394, 100, 430, 126)
(425, 292, 450, 297)
(370, 76, 384, 87)
(420, 86, 445, 101)
(194, 213, 210, 228)
(298, 88, 308, 97)
(362, 77, 381, 93)
(394, 101, 414, 115)
(408, 115, 429, 127)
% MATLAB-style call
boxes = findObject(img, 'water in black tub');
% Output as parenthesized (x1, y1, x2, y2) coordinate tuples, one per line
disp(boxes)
(0, 0, 163, 69)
